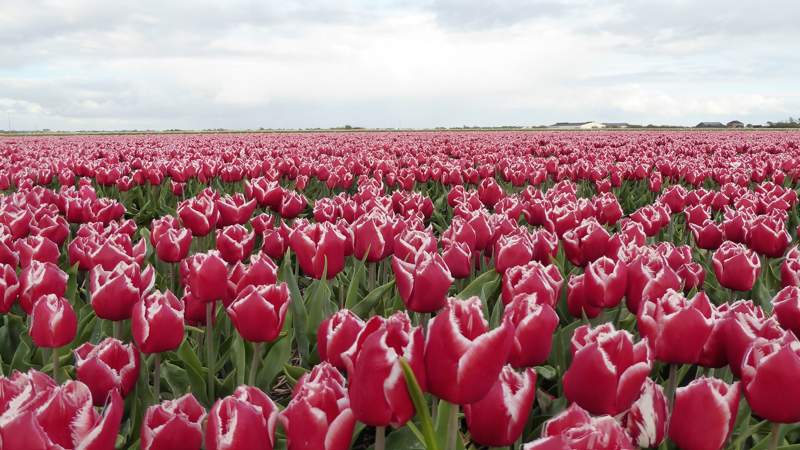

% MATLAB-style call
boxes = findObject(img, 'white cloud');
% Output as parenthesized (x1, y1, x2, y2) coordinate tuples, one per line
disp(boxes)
(0, 0, 799, 130)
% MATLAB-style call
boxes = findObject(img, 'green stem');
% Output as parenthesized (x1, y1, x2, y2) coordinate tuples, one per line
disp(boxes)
(113, 320, 122, 340)
(447, 403, 459, 450)
(206, 302, 215, 401)
(52, 348, 59, 383)
(666, 364, 678, 410)
(375, 426, 386, 450)
(768, 422, 781, 450)
(248, 342, 264, 386)
(368, 263, 377, 291)
(153, 353, 161, 401)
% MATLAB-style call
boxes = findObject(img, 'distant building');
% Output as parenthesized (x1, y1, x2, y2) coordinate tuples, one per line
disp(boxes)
(726, 120, 744, 128)
(696, 122, 725, 128)
(603, 122, 631, 128)
(550, 122, 606, 129)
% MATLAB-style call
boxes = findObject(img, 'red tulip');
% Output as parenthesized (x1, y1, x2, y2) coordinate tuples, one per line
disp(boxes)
(317, 309, 365, 370)
(566, 273, 602, 319)
(279, 191, 307, 219)
(741, 332, 800, 423)
(478, 177, 504, 207)
(74, 337, 140, 405)
(493, 231, 534, 273)
(226, 283, 290, 342)
(18, 260, 68, 314)
(464, 366, 537, 446)
(343, 312, 426, 426)
(562, 218, 611, 266)
(141, 394, 206, 450)
(29, 294, 77, 349)
(216, 224, 256, 263)
(132, 290, 185, 354)
(623, 378, 668, 448)
(289, 222, 348, 279)
(668, 377, 740, 450)
(15, 235, 60, 268)
(281, 363, 355, 450)
(781, 245, 800, 287)
(501, 260, 563, 307)
(722, 300, 784, 376)
(772, 285, 800, 337)
(351, 212, 394, 262)
(746, 215, 790, 257)
(89, 262, 155, 321)
(523, 403, 635, 450)
(234, 252, 279, 294)
(625, 253, 681, 314)
(206, 389, 278, 450)
(182, 251, 229, 302)
(442, 241, 473, 279)
(689, 220, 724, 250)
(424, 297, 513, 404)
(637, 289, 714, 364)
(0, 263, 19, 313)
(712, 241, 761, 291)
(0, 380, 123, 450)
(392, 251, 453, 313)
(584, 256, 627, 308)
(505, 293, 559, 368)
(150, 216, 192, 263)
(563, 323, 652, 416)
(217, 193, 257, 226)
(178, 195, 219, 236)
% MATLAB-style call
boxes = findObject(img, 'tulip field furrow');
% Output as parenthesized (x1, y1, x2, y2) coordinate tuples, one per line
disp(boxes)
(0, 131, 799, 450)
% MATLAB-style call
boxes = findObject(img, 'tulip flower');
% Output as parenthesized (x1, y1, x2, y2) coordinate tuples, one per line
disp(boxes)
(464, 366, 537, 446)
(741, 332, 800, 423)
(424, 297, 513, 405)
(132, 290, 185, 354)
(89, 261, 155, 322)
(493, 231, 534, 273)
(217, 193, 257, 226)
(317, 309, 365, 370)
(562, 218, 611, 266)
(442, 241, 473, 279)
(712, 241, 761, 291)
(563, 323, 652, 415)
(15, 235, 60, 268)
(206, 389, 279, 450)
(781, 246, 800, 287)
(772, 285, 800, 337)
(18, 260, 68, 314)
(151, 216, 192, 262)
(352, 213, 395, 262)
(637, 289, 714, 364)
(391, 251, 454, 313)
(29, 293, 77, 349)
(523, 404, 635, 450)
(566, 273, 602, 319)
(668, 377, 740, 450)
(625, 253, 681, 314)
(227, 283, 290, 343)
(281, 363, 356, 450)
(504, 293, 559, 368)
(502, 260, 564, 306)
(0, 263, 19, 313)
(234, 252, 279, 294)
(723, 300, 784, 377)
(141, 394, 206, 450)
(393, 228, 437, 262)
(0, 381, 123, 450)
(478, 177, 504, 207)
(342, 312, 426, 426)
(289, 222, 348, 279)
(178, 195, 219, 236)
(746, 215, 790, 257)
(182, 251, 229, 303)
(623, 378, 668, 448)
(74, 337, 140, 405)
(584, 256, 627, 308)
(216, 224, 256, 263)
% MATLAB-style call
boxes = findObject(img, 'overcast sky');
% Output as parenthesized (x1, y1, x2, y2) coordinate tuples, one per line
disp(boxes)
(2, 0, 799, 130)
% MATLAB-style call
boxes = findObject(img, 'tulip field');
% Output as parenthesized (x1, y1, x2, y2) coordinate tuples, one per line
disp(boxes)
(3, 130, 800, 450)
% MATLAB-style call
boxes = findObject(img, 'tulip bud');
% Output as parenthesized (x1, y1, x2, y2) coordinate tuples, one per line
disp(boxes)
(182, 251, 229, 302)
(29, 294, 77, 349)
(712, 241, 761, 292)
(623, 378, 668, 448)
(74, 337, 140, 405)
(392, 251, 453, 313)
(505, 294, 559, 368)
(227, 283, 290, 342)
(141, 394, 206, 450)
(317, 309, 365, 370)
(741, 332, 800, 423)
(563, 323, 652, 415)
(132, 290, 185, 354)
(464, 366, 537, 446)
(668, 377, 740, 450)
(425, 297, 513, 404)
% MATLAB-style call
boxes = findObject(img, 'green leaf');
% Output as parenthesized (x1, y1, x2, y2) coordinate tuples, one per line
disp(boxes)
(280, 253, 310, 363)
(257, 332, 293, 390)
(305, 278, 336, 339)
(351, 280, 396, 318)
(162, 361, 190, 396)
(176, 340, 207, 404)
(456, 269, 500, 301)
(399, 358, 440, 450)
(345, 258, 367, 309)
(233, 335, 247, 387)
(10, 338, 32, 372)
(535, 365, 558, 380)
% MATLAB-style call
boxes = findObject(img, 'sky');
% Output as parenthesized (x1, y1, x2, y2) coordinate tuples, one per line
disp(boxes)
(1, 0, 799, 131)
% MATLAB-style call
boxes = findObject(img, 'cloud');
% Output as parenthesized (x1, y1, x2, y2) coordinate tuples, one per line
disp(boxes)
(0, 0, 798, 130)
